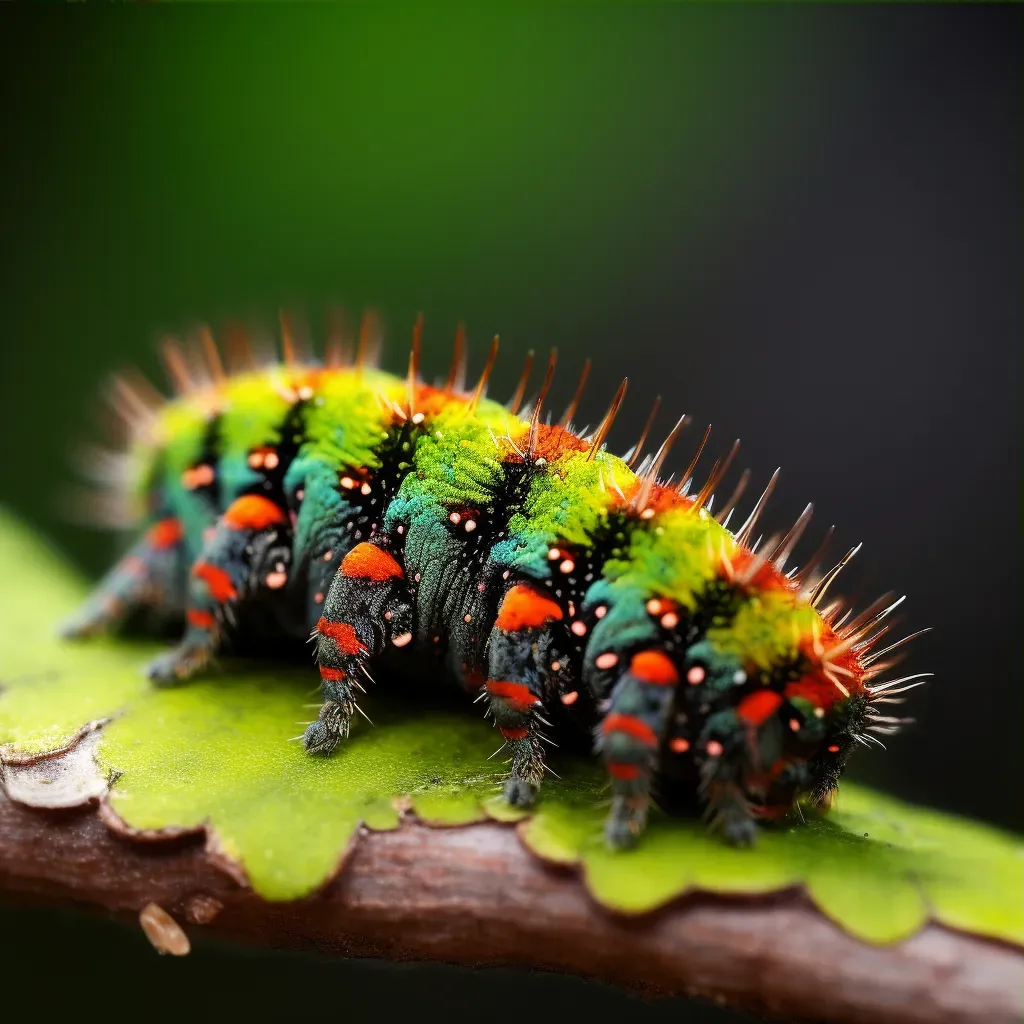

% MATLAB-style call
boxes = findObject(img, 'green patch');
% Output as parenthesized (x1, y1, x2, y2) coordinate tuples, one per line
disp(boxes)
(1, 509, 1021, 944)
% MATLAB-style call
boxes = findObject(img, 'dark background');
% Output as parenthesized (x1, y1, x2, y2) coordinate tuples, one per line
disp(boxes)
(0, 6, 1019, 1022)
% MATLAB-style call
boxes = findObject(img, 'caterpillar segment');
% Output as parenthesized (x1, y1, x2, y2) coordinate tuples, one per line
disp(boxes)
(65, 314, 925, 848)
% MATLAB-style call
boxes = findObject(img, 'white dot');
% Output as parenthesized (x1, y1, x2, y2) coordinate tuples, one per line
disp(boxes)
(465, 520, 477, 532)
(641, 508, 655, 520)
(559, 558, 575, 574)
(360, 482, 372, 496)
(571, 621, 587, 637)
(595, 652, 619, 670)
(450, 512, 462, 525)
(733, 670, 747, 685)
(687, 666, 705, 685)
(412, 412, 425, 424)
(595, 605, 607, 619)
(547, 548, 560, 561)
(661, 612, 679, 629)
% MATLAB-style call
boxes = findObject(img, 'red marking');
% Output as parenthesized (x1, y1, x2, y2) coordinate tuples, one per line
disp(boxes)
(495, 585, 564, 632)
(315, 618, 365, 655)
(670, 737, 690, 754)
(629, 650, 679, 686)
(828, 744, 841, 753)
(222, 495, 286, 531)
(486, 680, 539, 712)
(319, 666, 347, 682)
(560, 690, 579, 706)
(602, 713, 658, 747)
(341, 543, 404, 581)
(607, 762, 640, 781)
(784, 670, 858, 709)
(499, 726, 530, 741)
(186, 608, 215, 629)
(192, 562, 238, 603)
(147, 518, 183, 550)
(736, 690, 783, 726)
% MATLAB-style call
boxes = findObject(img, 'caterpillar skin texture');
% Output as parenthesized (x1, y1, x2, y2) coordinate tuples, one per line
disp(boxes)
(63, 317, 924, 848)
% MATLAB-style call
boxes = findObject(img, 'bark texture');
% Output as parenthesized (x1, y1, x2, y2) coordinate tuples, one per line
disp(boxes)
(0, 790, 1020, 1024)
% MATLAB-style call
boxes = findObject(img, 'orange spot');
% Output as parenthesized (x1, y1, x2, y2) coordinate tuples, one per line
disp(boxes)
(495, 585, 564, 632)
(181, 465, 214, 490)
(319, 666, 347, 682)
(560, 690, 579, 706)
(147, 518, 183, 550)
(602, 713, 658, 747)
(316, 618, 364, 655)
(670, 737, 690, 754)
(736, 690, 783, 726)
(340, 543, 404, 582)
(223, 495, 286, 532)
(503, 423, 588, 463)
(629, 650, 679, 686)
(186, 608, 215, 629)
(499, 726, 530, 741)
(247, 446, 279, 471)
(828, 743, 841, 753)
(486, 680, 539, 712)
(607, 762, 640, 781)
(192, 562, 237, 603)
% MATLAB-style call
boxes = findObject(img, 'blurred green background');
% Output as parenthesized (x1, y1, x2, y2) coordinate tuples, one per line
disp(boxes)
(1, 5, 1019, 1022)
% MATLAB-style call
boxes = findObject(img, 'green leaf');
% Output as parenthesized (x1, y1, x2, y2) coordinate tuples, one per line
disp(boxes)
(1, 508, 1021, 944)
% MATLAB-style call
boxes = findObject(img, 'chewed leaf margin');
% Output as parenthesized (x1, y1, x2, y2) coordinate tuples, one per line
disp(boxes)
(0, 507, 1021, 945)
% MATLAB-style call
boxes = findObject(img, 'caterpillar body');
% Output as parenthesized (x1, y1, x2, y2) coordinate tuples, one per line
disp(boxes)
(63, 314, 926, 848)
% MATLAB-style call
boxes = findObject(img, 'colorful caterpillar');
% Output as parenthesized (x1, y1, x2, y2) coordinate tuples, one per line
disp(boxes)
(62, 313, 927, 847)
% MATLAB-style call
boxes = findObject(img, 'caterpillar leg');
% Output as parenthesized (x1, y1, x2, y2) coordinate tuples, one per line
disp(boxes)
(60, 518, 186, 639)
(705, 780, 760, 846)
(484, 584, 565, 807)
(147, 495, 289, 685)
(599, 649, 678, 849)
(697, 707, 780, 846)
(304, 541, 413, 756)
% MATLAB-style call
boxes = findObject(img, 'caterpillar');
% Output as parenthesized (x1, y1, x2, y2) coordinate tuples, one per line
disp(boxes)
(62, 312, 928, 848)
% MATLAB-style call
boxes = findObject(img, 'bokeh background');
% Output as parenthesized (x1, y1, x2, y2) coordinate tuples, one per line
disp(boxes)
(1, 5, 1020, 1022)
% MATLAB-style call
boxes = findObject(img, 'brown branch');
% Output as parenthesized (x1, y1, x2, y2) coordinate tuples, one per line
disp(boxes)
(0, 787, 1020, 1024)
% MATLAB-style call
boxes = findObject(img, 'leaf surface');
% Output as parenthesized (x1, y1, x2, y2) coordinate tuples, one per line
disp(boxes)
(1, 509, 1020, 942)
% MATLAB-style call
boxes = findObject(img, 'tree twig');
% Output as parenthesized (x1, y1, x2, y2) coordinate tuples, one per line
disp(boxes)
(0, 789, 1019, 1024)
